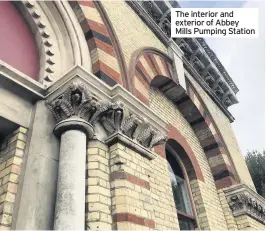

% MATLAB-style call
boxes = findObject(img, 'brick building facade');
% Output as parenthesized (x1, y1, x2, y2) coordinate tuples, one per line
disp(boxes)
(0, 1, 264, 230)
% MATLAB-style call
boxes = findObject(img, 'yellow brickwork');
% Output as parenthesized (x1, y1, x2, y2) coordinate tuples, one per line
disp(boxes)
(186, 73, 255, 189)
(149, 152, 180, 230)
(149, 87, 228, 230)
(86, 140, 112, 230)
(235, 214, 265, 230)
(0, 127, 27, 230)
(247, 216, 265, 230)
(109, 143, 160, 230)
(218, 189, 238, 230)
(101, 1, 167, 67)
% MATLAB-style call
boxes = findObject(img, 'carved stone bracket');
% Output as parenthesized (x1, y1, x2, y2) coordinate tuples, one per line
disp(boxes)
(224, 184, 265, 224)
(99, 103, 167, 159)
(46, 81, 167, 159)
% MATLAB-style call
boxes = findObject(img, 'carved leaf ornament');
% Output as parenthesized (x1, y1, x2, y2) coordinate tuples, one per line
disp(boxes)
(46, 82, 167, 150)
(228, 193, 265, 223)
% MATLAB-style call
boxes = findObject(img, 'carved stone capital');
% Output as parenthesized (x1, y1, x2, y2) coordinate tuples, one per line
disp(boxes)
(224, 184, 265, 224)
(46, 81, 167, 156)
(99, 103, 167, 159)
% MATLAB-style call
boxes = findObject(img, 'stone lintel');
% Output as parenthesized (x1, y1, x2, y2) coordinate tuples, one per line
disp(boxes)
(224, 183, 265, 224)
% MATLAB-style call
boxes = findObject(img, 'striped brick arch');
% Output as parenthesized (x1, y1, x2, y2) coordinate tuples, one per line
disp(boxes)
(70, 1, 122, 86)
(130, 49, 238, 189)
(178, 82, 238, 189)
(130, 49, 175, 104)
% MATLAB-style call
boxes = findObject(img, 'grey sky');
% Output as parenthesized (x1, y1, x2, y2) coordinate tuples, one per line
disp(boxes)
(179, 0, 265, 154)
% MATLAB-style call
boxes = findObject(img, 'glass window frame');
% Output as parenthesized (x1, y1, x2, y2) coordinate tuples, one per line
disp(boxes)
(166, 144, 198, 230)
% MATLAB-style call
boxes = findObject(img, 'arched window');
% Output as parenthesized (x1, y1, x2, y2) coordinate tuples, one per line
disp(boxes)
(166, 143, 197, 230)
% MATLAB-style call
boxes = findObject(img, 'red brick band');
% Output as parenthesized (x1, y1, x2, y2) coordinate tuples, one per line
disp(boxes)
(111, 171, 150, 190)
(133, 50, 174, 105)
(70, 1, 122, 87)
(168, 125, 205, 182)
(113, 213, 155, 228)
(215, 176, 237, 189)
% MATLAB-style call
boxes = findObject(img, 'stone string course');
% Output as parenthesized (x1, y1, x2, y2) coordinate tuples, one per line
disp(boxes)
(0, 127, 27, 230)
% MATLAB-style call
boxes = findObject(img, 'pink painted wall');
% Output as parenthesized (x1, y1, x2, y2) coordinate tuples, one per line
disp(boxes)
(0, 2, 39, 80)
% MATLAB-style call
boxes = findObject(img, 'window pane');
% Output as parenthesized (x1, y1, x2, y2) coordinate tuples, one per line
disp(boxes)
(178, 217, 194, 230)
(168, 162, 193, 215)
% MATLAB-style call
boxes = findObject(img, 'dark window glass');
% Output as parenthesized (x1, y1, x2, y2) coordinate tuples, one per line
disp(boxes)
(167, 162, 193, 215)
(178, 216, 194, 230)
(166, 149, 196, 230)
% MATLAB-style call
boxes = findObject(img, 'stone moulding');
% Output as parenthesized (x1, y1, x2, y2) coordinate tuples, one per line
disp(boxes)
(0, 64, 167, 136)
(105, 132, 157, 160)
(45, 81, 167, 159)
(224, 183, 265, 224)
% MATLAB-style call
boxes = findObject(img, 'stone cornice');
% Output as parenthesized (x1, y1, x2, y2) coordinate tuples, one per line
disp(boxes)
(0, 62, 168, 134)
(224, 184, 265, 224)
(0, 63, 168, 147)
(0, 61, 45, 102)
(196, 38, 239, 94)
(184, 65, 235, 122)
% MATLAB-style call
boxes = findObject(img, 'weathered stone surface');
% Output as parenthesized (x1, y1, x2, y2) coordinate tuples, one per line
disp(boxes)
(53, 130, 86, 230)
(224, 184, 265, 224)
(46, 81, 168, 152)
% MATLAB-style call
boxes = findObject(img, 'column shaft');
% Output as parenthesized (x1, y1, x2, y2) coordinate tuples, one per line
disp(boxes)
(54, 129, 86, 230)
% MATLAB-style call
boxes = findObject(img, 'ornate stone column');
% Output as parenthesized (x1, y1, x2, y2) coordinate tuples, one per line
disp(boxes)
(46, 83, 98, 230)
(46, 80, 168, 230)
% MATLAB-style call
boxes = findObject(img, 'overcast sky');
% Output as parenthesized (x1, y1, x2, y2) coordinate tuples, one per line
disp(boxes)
(179, 0, 265, 154)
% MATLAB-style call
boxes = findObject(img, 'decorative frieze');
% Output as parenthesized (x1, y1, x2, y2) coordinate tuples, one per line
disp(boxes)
(224, 184, 265, 224)
(46, 81, 167, 158)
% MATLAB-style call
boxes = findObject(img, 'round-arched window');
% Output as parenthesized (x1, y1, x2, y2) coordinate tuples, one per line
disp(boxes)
(166, 146, 197, 230)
